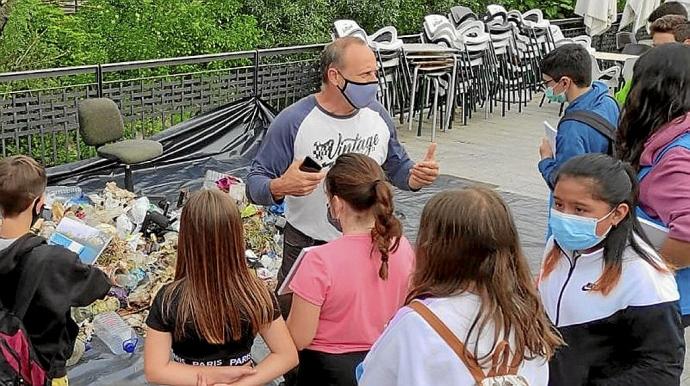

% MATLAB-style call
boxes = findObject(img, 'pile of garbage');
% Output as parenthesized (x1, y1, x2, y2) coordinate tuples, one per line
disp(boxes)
(38, 171, 284, 366)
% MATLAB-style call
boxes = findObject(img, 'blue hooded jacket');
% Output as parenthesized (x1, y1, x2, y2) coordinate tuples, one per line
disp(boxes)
(538, 81, 620, 188)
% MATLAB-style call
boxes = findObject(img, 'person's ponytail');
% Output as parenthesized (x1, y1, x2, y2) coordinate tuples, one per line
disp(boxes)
(371, 180, 402, 280)
(325, 154, 404, 280)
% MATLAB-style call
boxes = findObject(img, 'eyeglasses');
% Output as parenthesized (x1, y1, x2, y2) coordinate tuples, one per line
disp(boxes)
(542, 78, 561, 87)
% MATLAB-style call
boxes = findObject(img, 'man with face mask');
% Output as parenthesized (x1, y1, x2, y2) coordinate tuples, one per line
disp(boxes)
(247, 37, 440, 320)
(537, 44, 620, 189)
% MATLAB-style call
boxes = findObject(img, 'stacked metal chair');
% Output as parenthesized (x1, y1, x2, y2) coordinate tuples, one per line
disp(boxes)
(449, 6, 478, 30)
(455, 20, 495, 122)
(484, 17, 529, 116)
(402, 15, 458, 140)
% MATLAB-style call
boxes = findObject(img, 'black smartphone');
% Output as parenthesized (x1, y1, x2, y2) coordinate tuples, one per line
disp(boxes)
(299, 156, 322, 173)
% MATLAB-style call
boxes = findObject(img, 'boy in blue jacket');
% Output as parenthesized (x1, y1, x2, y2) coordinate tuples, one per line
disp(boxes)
(538, 44, 620, 189)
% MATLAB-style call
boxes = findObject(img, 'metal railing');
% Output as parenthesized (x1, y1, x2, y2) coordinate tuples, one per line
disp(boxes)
(0, 16, 626, 167)
(0, 44, 325, 166)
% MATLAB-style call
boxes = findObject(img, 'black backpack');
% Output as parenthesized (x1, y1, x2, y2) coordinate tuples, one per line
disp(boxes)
(559, 110, 617, 156)
(0, 264, 49, 386)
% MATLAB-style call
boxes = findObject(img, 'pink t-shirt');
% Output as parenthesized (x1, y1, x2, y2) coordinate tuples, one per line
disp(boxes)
(289, 234, 415, 354)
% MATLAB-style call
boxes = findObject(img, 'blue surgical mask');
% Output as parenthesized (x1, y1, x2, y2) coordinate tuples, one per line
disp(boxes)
(545, 85, 567, 104)
(338, 72, 379, 109)
(549, 208, 614, 252)
(326, 202, 342, 232)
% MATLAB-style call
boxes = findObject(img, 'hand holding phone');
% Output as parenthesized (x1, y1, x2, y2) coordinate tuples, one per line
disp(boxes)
(271, 158, 325, 200)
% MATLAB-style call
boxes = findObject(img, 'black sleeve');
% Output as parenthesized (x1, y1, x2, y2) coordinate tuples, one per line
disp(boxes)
(40, 246, 111, 307)
(591, 302, 685, 386)
(146, 285, 174, 332)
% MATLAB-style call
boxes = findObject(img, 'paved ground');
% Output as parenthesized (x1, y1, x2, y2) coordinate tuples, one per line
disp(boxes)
(397, 98, 553, 200)
(396, 95, 690, 385)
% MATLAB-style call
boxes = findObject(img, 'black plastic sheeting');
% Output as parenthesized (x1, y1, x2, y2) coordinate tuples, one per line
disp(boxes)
(68, 338, 276, 386)
(48, 97, 276, 196)
(55, 97, 548, 385)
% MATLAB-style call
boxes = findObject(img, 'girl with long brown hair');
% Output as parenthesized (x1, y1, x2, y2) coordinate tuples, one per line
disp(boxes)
(285, 153, 415, 386)
(358, 187, 562, 386)
(144, 189, 298, 386)
(538, 154, 683, 385)
(617, 44, 690, 326)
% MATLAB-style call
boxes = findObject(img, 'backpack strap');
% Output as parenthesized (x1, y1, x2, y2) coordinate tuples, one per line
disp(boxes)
(486, 340, 522, 377)
(409, 300, 486, 384)
(652, 133, 690, 167)
(559, 110, 617, 155)
(639, 133, 690, 182)
(636, 132, 690, 224)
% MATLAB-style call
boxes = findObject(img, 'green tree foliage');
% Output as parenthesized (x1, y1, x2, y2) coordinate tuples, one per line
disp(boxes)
(0, 0, 263, 72)
(0, 0, 106, 72)
(0, 0, 621, 72)
(78, 0, 262, 62)
(243, 0, 332, 46)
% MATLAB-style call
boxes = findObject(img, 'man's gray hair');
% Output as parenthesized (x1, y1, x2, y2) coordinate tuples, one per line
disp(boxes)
(320, 37, 369, 84)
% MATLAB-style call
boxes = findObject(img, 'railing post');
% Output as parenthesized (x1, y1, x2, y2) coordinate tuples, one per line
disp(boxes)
(252, 50, 260, 97)
(96, 64, 103, 98)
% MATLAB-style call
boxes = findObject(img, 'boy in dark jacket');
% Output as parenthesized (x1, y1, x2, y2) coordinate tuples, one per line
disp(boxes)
(0, 155, 111, 385)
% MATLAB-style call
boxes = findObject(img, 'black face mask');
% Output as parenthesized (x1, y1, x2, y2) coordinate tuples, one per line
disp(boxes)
(326, 203, 342, 232)
(31, 199, 44, 228)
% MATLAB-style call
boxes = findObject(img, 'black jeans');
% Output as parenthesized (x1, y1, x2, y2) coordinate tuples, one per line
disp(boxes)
(277, 223, 326, 386)
(296, 349, 368, 386)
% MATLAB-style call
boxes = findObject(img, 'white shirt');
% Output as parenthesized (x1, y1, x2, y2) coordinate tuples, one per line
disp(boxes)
(358, 293, 549, 386)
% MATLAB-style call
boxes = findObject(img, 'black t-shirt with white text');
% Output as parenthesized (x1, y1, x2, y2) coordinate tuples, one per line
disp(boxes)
(145, 282, 280, 366)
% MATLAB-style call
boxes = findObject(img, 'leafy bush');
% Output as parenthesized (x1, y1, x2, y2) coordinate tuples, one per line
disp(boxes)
(78, 0, 262, 62)
(244, 0, 333, 46)
(0, 0, 605, 73)
(0, 0, 106, 72)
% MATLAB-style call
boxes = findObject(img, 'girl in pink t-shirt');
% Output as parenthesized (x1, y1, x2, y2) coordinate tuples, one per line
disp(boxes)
(286, 153, 415, 386)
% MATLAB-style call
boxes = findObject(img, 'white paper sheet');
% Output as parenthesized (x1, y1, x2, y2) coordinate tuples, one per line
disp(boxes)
(639, 217, 669, 250)
(544, 121, 557, 155)
(277, 246, 315, 296)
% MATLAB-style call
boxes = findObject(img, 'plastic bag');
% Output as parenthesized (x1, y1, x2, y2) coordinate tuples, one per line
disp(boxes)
(116, 215, 133, 239)
(130, 197, 150, 225)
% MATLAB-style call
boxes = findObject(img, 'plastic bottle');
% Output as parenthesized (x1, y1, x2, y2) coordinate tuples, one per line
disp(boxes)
(92, 311, 139, 355)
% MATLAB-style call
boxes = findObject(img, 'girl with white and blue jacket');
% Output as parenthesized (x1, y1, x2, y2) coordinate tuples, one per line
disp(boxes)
(538, 154, 684, 386)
